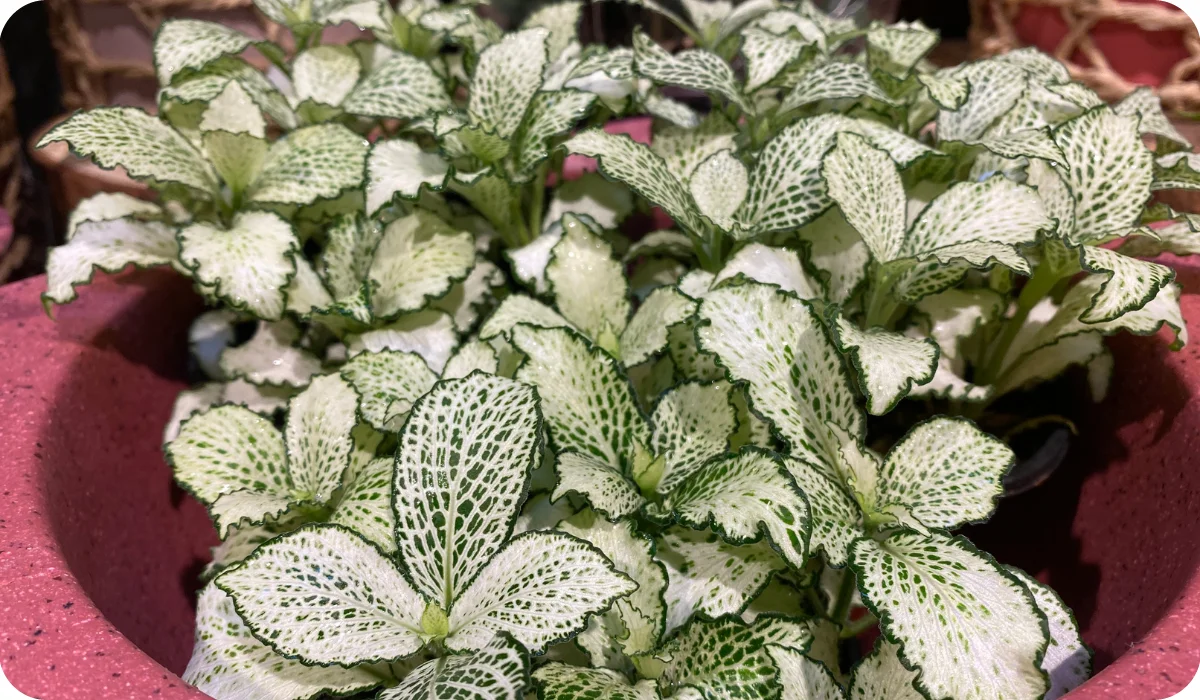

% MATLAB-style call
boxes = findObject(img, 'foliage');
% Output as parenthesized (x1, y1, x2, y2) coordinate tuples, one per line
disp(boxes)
(42, 0, 1200, 697)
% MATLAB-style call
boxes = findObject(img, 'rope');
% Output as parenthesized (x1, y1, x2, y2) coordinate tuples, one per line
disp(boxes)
(970, 0, 1200, 111)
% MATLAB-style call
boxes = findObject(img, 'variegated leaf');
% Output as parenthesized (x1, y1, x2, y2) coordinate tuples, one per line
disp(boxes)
(779, 61, 895, 114)
(846, 639, 923, 700)
(283, 373, 359, 504)
(832, 318, 938, 416)
(620, 286, 697, 367)
(166, 404, 287, 509)
(44, 218, 180, 307)
(179, 211, 297, 320)
(534, 664, 661, 700)
(346, 310, 459, 372)
(154, 19, 256, 86)
(1052, 107, 1152, 241)
(394, 374, 542, 606)
(658, 449, 810, 570)
(697, 283, 862, 480)
(330, 456, 396, 553)
(199, 77, 266, 138)
(547, 172, 635, 231)
(183, 585, 379, 700)
(566, 129, 706, 236)
(447, 530, 636, 652)
(292, 45, 361, 107)
(713, 243, 820, 299)
(480, 294, 574, 340)
(319, 213, 382, 299)
(651, 112, 737, 181)
(1008, 568, 1091, 699)
(216, 524, 425, 665)
(658, 528, 784, 635)
(340, 350, 437, 431)
(559, 509, 668, 655)
(689, 150, 748, 232)
(552, 450, 644, 519)
(1115, 86, 1191, 150)
(444, 340, 500, 379)
(220, 320, 322, 388)
(936, 60, 1027, 142)
(850, 530, 1049, 700)
(470, 28, 549, 139)
(38, 107, 217, 193)
(513, 325, 651, 472)
(249, 124, 368, 206)
(161, 56, 296, 129)
(632, 30, 748, 112)
(918, 72, 969, 110)
(650, 381, 736, 494)
(769, 644, 844, 700)
(368, 210, 475, 318)
(65, 191, 162, 239)
(365, 140, 449, 215)
(823, 132, 906, 263)
(866, 21, 937, 76)
(780, 456, 862, 567)
(1078, 245, 1174, 323)
(901, 176, 1049, 259)
(661, 616, 813, 700)
(209, 489, 297, 540)
(380, 634, 530, 700)
(741, 27, 816, 93)
(343, 52, 451, 119)
(796, 208, 870, 304)
(547, 215, 631, 342)
(514, 89, 597, 177)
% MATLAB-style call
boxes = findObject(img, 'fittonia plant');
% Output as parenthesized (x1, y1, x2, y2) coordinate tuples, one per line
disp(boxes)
(36, 0, 1200, 697)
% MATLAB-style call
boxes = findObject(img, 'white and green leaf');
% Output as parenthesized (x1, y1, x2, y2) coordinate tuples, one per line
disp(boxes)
(832, 318, 938, 416)
(44, 218, 180, 307)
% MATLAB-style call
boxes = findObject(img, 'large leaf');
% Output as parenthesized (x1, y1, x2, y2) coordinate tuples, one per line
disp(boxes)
(650, 381, 736, 494)
(394, 374, 542, 606)
(1052, 107, 1152, 241)
(38, 107, 217, 193)
(249, 124, 368, 206)
(658, 528, 785, 635)
(661, 616, 813, 700)
(154, 19, 256, 85)
(340, 350, 437, 431)
(179, 211, 298, 320)
(534, 664, 661, 700)
(1008, 568, 1091, 700)
(183, 585, 379, 700)
(216, 524, 425, 666)
(1078, 246, 1174, 323)
(696, 283, 862, 481)
(470, 28, 549, 139)
(831, 318, 938, 416)
(850, 530, 1049, 700)
(342, 52, 452, 119)
(900, 176, 1049, 259)
(769, 644, 844, 700)
(368, 210, 475, 318)
(565, 129, 706, 236)
(513, 325, 650, 472)
(658, 449, 811, 570)
(447, 531, 635, 652)
(547, 215, 631, 341)
(380, 634, 530, 700)
(44, 218, 180, 307)
(822, 132, 905, 263)
(632, 30, 748, 112)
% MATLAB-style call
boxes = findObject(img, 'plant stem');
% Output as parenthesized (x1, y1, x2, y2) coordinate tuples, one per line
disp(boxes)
(830, 569, 857, 626)
(697, 227, 725, 273)
(528, 163, 548, 239)
(976, 263, 1060, 386)
(864, 267, 899, 328)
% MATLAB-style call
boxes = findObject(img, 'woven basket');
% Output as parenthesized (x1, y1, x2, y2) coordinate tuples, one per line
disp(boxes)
(969, 0, 1200, 112)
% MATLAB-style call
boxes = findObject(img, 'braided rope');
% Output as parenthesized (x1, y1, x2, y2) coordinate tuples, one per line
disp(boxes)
(970, 0, 1200, 110)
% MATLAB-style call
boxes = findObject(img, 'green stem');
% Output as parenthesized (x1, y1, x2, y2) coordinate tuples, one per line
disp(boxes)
(830, 569, 857, 626)
(865, 267, 900, 329)
(697, 226, 725, 273)
(528, 163, 548, 239)
(840, 612, 879, 639)
(976, 263, 1061, 386)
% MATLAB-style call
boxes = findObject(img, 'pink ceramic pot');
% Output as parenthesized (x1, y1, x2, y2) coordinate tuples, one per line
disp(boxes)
(1, 262, 1199, 697)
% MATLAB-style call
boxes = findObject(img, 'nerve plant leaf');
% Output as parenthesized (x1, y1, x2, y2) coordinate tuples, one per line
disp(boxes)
(534, 664, 662, 700)
(830, 317, 938, 416)
(660, 616, 813, 699)
(154, 19, 257, 86)
(219, 320, 322, 388)
(44, 217, 181, 308)
(1008, 568, 1091, 700)
(342, 52, 452, 120)
(367, 210, 476, 318)
(769, 644, 843, 700)
(248, 124, 368, 206)
(340, 349, 437, 431)
(1077, 245, 1174, 323)
(379, 633, 530, 700)
(846, 639, 922, 700)
(470, 28, 550, 140)
(632, 30, 749, 113)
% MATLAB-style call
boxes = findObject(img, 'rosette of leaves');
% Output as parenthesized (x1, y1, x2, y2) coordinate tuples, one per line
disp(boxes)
(184, 372, 636, 699)
(689, 280, 1092, 700)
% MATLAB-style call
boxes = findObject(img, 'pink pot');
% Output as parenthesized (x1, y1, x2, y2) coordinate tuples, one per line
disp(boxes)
(1, 262, 1199, 697)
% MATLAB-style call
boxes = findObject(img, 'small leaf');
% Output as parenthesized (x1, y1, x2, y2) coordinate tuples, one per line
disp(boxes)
(1008, 568, 1092, 700)
(769, 644, 844, 700)
(552, 450, 645, 519)
(534, 664, 662, 700)
(650, 381, 736, 494)
(1115, 86, 1192, 151)
(936, 59, 1027, 142)
(365, 140, 450, 215)
(779, 61, 895, 114)
(620, 286, 697, 367)
(394, 374, 542, 607)
(822, 132, 906, 263)
(209, 489, 298, 539)
(319, 213, 382, 299)
(632, 30, 748, 112)
(183, 585, 379, 700)
(44, 218, 180, 307)
(651, 112, 737, 181)
(166, 403, 287, 507)
(346, 309, 459, 373)
(1078, 246, 1174, 323)
(658, 528, 784, 635)
(340, 350, 437, 432)
(661, 616, 813, 700)
(901, 176, 1050, 259)
(866, 21, 937, 77)
(342, 52, 451, 119)
(831, 318, 938, 416)
(292, 45, 361, 107)
(696, 282, 862, 481)
(38, 107, 217, 193)
(741, 27, 816, 93)
(65, 191, 162, 239)
(513, 325, 651, 472)
(546, 172, 635, 231)
(380, 634, 530, 700)
(180, 211, 298, 320)
(216, 524, 425, 666)
(470, 28, 549, 139)
(330, 457, 396, 553)
(547, 215, 631, 341)
(443, 340, 500, 379)
(249, 124, 368, 206)
(660, 448, 811, 571)
(283, 373, 360, 504)
(850, 530, 1049, 700)
(154, 19, 255, 86)
(689, 150, 748, 232)
(917, 72, 969, 110)
(846, 639, 923, 700)
(220, 320, 322, 388)
(796, 208, 870, 304)
(447, 531, 636, 652)
(200, 79, 266, 137)
(480, 294, 575, 340)
(514, 89, 597, 178)
(367, 210, 475, 319)
(780, 456, 861, 567)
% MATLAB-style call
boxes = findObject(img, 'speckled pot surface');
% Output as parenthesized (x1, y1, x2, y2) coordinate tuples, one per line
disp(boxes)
(0, 262, 1198, 698)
